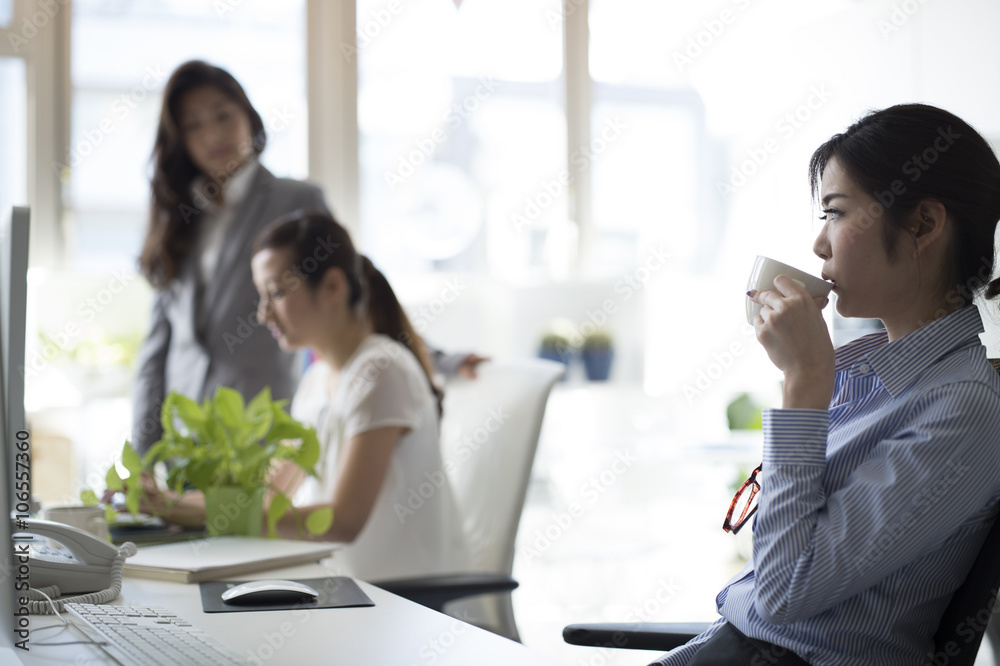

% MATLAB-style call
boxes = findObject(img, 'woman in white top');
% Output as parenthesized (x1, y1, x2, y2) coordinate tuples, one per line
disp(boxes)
(250, 210, 469, 580)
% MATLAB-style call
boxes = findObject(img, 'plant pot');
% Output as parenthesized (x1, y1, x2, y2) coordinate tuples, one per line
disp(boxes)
(582, 348, 614, 381)
(204, 486, 264, 537)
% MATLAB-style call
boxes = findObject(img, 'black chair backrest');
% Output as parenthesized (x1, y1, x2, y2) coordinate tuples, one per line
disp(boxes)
(930, 358, 1000, 665)
(932, 514, 1000, 665)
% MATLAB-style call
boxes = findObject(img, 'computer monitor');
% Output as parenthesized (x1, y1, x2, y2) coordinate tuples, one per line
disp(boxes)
(0, 206, 29, 435)
(0, 301, 14, 656)
(0, 205, 27, 652)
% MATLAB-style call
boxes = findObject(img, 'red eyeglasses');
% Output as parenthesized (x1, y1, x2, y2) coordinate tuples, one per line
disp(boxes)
(723, 464, 762, 534)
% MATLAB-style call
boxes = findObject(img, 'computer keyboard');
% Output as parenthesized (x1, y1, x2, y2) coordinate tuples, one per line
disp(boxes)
(65, 602, 244, 666)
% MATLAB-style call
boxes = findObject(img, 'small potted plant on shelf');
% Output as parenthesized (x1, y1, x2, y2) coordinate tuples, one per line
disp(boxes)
(538, 320, 575, 380)
(581, 329, 614, 381)
(105, 386, 332, 538)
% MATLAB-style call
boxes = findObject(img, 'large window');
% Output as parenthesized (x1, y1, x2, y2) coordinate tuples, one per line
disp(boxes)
(356, 0, 565, 278)
(0, 58, 26, 217)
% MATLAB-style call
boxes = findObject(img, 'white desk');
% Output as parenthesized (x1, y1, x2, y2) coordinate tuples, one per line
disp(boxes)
(20, 559, 568, 665)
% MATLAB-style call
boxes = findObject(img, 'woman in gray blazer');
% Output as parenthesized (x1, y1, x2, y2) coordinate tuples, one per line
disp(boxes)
(132, 61, 482, 454)
(131, 60, 328, 454)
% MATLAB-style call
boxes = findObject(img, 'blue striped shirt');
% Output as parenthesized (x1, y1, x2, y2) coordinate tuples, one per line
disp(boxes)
(652, 306, 1000, 665)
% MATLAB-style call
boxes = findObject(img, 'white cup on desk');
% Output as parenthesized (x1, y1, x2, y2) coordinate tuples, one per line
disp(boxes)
(746, 255, 834, 325)
(41, 505, 110, 541)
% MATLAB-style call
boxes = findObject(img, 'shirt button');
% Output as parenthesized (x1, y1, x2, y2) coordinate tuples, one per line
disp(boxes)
(858, 363, 871, 374)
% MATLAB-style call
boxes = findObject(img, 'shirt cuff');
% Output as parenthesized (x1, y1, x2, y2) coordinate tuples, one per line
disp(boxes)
(762, 409, 829, 467)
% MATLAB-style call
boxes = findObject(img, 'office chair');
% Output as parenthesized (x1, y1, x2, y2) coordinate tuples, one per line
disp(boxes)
(374, 359, 565, 641)
(564, 359, 1000, 664)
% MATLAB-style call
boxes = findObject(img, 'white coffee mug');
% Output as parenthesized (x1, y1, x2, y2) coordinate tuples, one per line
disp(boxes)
(41, 505, 110, 541)
(746, 255, 834, 325)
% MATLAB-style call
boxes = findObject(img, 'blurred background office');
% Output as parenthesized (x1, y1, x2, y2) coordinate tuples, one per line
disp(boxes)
(4, 0, 1000, 663)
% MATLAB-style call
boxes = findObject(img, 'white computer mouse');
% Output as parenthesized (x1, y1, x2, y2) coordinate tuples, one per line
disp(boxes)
(221, 579, 320, 605)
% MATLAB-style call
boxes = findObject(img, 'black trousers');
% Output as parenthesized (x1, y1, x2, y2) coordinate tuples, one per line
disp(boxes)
(686, 623, 809, 666)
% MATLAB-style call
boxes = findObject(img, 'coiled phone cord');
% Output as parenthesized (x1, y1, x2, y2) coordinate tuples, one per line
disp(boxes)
(25, 541, 137, 615)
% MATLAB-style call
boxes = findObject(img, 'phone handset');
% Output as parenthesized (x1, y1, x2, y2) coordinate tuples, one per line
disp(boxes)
(21, 518, 118, 567)
(12, 518, 137, 614)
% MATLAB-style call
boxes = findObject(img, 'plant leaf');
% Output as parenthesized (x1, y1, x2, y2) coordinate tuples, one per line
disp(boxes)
(247, 387, 274, 440)
(124, 481, 141, 517)
(160, 394, 176, 438)
(236, 446, 270, 488)
(267, 422, 309, 442)
(295, 429, 320, 472)
(172, 393, 208, 437)
(305, 507, 333, 536)
(214, 387, 245, 433)
(80, 489, 99, 506)
(185, 459, 216, 493)
(105, 463, 124, 491)
(266, 493, 293, 539)
(104, 504, 118, 527)
(121, 442, 143, 481)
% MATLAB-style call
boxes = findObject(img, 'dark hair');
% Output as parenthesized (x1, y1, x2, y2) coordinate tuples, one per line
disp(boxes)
(253, 210, 444, 415)
(139, 60, 266, 289)
(808, 103, 1000, 307)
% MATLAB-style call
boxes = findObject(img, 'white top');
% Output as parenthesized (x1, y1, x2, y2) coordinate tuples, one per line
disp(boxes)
(290, 334, 469, 580)
(192, 158, 259, 282)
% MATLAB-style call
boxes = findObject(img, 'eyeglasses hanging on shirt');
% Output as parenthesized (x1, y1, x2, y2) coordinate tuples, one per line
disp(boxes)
(723, 463, 762, 534)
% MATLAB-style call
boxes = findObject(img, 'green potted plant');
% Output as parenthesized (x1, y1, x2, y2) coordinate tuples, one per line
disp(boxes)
(106, 386, 332, 538)
(538, 319, 576, 380)
(581, 329, 614, 381)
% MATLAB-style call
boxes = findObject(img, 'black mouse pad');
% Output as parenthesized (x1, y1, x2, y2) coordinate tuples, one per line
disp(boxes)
(199, 577, 375, 613)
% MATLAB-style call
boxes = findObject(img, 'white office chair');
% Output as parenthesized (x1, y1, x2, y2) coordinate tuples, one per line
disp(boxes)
(373, 358, 564, 641)
(440, 358, 564, 640)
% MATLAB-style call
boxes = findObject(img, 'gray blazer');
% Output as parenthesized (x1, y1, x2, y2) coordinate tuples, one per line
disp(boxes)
(131, 166, 329, 453)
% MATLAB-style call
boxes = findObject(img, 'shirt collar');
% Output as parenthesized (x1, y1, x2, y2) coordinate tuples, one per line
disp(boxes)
(191, 157, 259, 214)
(834, 306, 985, 397)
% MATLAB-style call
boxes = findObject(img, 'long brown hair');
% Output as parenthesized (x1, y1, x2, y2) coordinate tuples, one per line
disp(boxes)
(253, 210, 444, 415)
(139, 60, 266, 289)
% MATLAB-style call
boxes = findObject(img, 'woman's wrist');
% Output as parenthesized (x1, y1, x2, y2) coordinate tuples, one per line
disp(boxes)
(782, 371, 833, 410)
